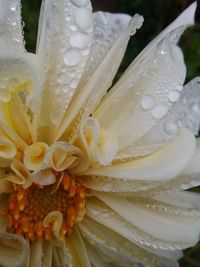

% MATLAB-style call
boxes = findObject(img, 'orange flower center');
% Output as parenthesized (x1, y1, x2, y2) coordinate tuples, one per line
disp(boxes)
(2, 173, 89, 241)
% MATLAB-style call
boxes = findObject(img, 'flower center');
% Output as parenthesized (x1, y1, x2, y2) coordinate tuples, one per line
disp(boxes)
(2, 173, 88, 241)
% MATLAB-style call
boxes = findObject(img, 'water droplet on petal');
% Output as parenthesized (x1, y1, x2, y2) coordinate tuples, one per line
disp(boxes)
(75, 8, 92, 30)
(64, 49, 81, 66)
(141, 95, 155, 110)
(70, 32, 90, 49)
(176, 85, 183, 92)
(168, 91, 180, 102)
(152, 104, 168, 119)
(164, 122, 178, 135)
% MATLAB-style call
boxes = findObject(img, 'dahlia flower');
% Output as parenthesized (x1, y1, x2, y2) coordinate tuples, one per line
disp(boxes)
(0, 0, 199, 266)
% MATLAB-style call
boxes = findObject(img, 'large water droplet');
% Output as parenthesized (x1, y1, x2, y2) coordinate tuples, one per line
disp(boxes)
(64, 49, 81, 66)
(70, 32, 90, 49)
(168, 91, 180, 103)
(152, 104, 168, 119)
(164, 122, 178, 135)
(141, 95, 155, 110)
(75, 8, 92, 30)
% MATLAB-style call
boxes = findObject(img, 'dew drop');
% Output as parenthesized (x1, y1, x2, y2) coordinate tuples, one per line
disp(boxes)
(168, 91, 180, 103)
(70, 32, 90, 49)
(69, 24, 78, 31)
(64, 49, 81, 66)
(164, 122, 178, 135)
(152, 104, 168, 119)
(176, 85, 183, 92)
(75, 8, 92, 30)
(141, 95, 155, 110)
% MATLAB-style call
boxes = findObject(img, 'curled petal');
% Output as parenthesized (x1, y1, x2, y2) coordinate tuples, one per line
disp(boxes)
(10, 159, 31, 188)
(0, 136, 16, 167)
(43, 211, 63, 240)
(30, 169, 56, 186)
(44, 142, 89, 174)
(86, 128, 195, 181)
(79, 118, 118, 165)
(0, 232, 29, 267)
(24, 142, 49, 171)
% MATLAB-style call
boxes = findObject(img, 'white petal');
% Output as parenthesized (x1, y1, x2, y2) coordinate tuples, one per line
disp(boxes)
(0, 0, 25, 51)
(86, 129, 195, 181)
(56, 14, 143, 141)
(36, 0, 93, 142)
(80, 218, 182, 266)
(138, 77, 200, 145)
(92, 194, 200, 245)
(0, 232, 29, 267)
(87, 199, 194, 255)
(77, 12, 131, 90)
(94, 3, 196, 150)
(29, 240, 43, 267)
(65, 228, 91, 267)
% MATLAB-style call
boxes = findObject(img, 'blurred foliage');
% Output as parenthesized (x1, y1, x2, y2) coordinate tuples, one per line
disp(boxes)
(21, 0, 200, 266)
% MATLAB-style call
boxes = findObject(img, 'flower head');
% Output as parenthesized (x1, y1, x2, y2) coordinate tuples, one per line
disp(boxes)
(0, 0, 200, 266)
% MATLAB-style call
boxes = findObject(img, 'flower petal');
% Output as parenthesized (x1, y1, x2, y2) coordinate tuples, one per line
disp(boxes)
(96, 193, 200, 244)
(86, 129, 195, 181)
(80, 214, 183, 262)
(0, 232, 29, 267)
(138, 77, 200, 145)
(65, 227, 91, 267)
(0, 0, 25, 51)
(29, 240, 43, 267)
(56, 14, 143, 141)
(36, 0, 93, 142)
(94, 3, 196, 150)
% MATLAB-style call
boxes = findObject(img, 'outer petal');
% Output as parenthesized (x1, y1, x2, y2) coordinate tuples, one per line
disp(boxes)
(94, 3, 196, 150)
(0, 0, 25, 51)
(85, 129, 195, 181)
(138, 77, 200, 145)
(36, 0, 93, 143)
(0, 232, 29, 267)
(56, 14, 144, 141)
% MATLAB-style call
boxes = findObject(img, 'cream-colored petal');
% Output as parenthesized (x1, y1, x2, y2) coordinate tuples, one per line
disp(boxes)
(29, 240, 43, 267)
(65, 227, 91, 267)
(86, 129, 195, 181)
(94, 3, 196, 150)
(36, 0, 93, 144)
(96, 193, 200, 244)
(11, 159, 32, 188)
(0, 232, 29, 267)
(0, 136, 16, 167)
(86, 198, 197, 251)
(30, 169, 56, 186)
(43, 141, 89, 173)
(24, 142, 49, 171)
(0, 0, 25, 52)
(42, 241, 53, 267)
(43, 211, 63, 240)
(79, 217, 182, 266)
(79, 118, 118, 165)
(56, 15, 143, 142)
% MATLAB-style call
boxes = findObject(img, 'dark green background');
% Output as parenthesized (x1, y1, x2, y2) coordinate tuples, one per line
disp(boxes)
(21, 0, 200, 266)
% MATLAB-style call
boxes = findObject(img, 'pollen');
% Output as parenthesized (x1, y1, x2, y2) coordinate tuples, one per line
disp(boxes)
(2, 173, 89, 241)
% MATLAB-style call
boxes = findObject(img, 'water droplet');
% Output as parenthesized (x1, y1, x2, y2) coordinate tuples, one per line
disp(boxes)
(71, 80, 79, 88)
(176, 85, 183, 92)
(75, 8, 92, 30)
(168, 91, 180, 102)
(69, 24, 77, 31)
(64, 49, 81, 66)
(70, 32, 90, 49)
(152, 104, 168, 119)
(164, 122, 178, 135)
(71, 0, 87, 6)
(141, 95, 155, 110)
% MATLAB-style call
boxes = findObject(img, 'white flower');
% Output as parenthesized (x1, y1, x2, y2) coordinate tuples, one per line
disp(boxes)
(0, 0, 199, 266)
